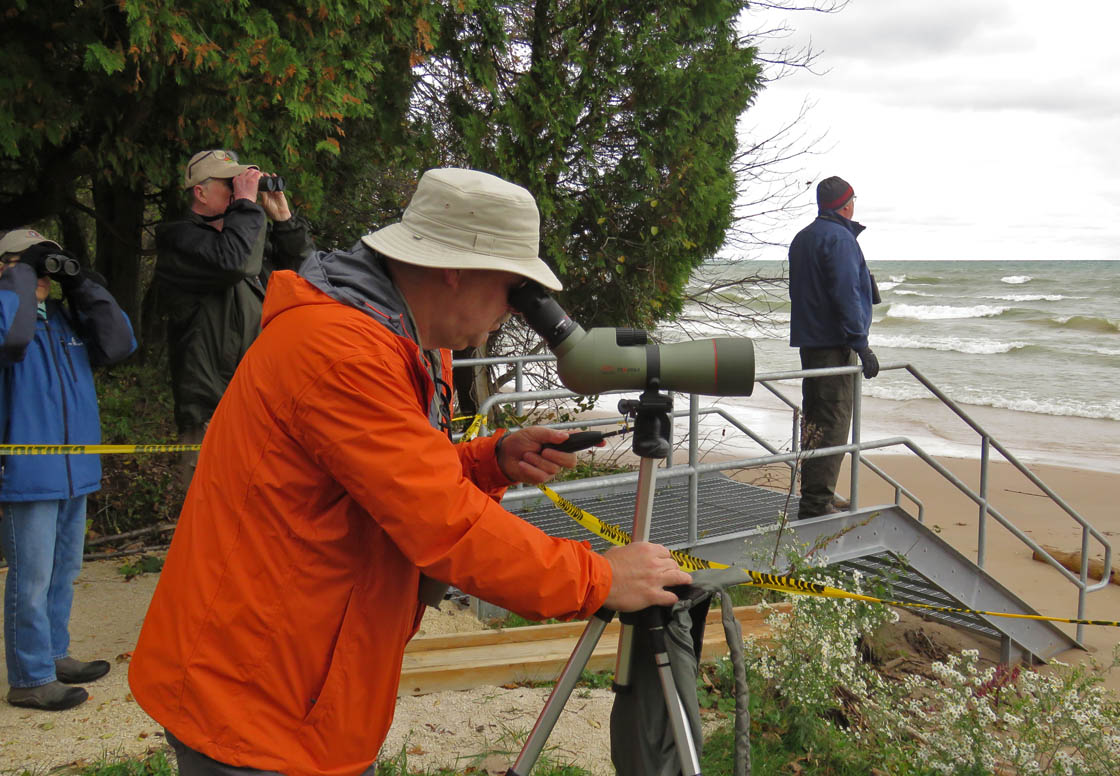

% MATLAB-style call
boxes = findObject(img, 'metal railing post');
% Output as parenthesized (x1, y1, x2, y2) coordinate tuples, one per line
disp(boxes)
(688, 394, 700, 545)
(978, 437, 990, 568)
(515, 360, 525, 416)
(850, 372, 862, 510)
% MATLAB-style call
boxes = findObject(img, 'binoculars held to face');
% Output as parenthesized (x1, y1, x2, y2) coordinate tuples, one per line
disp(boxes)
(44, 253, 81, 278)
(260, 175, 286, 193)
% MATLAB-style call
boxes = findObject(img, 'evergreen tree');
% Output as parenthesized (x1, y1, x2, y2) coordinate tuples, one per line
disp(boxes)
(0, 0, 437, 324)
(419, 0, 762, 328)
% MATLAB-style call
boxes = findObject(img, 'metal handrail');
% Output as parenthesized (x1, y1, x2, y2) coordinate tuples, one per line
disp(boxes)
(461, 357, 1111, 643)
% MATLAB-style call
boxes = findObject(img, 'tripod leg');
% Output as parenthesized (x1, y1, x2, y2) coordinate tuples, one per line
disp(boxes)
(507, 607, 614, 776)
(643, 608, 703, 776)
(613, 456, 659, 689)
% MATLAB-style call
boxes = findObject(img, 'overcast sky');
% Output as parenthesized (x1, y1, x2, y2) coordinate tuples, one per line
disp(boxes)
(741, 0, 1120, 262)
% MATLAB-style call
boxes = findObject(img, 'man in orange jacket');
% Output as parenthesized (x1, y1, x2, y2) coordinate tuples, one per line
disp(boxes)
(129, 168, 692, 776)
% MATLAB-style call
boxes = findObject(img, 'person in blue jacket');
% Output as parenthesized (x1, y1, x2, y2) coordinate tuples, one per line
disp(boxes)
(788, 177, 880, 519)
(0, 228, 136, 711)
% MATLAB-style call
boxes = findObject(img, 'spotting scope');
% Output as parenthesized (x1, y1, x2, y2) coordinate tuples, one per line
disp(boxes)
(509, 282, 754, 396)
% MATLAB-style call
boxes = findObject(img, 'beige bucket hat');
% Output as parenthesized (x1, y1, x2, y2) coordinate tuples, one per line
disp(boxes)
(361, 168, 562, 291)
(183, 149, 259, 188)
(0, 228, 62, 259)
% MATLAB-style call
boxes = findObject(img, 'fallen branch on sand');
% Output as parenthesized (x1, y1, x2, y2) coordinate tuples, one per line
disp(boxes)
(1031, 544, 1118, 586)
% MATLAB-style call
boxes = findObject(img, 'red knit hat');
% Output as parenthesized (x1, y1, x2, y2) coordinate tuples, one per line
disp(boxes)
(817, 176, 854, 211)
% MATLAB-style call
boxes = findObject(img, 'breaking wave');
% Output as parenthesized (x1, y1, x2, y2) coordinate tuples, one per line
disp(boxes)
(981, 293, 1068, 302)
(1000, 275, 1033, 284)
(885, 303, 1011, 321)
(1045, 315, 1120, 334)
(863, 384, 1120, 421)
(872, 334, 1026, 355)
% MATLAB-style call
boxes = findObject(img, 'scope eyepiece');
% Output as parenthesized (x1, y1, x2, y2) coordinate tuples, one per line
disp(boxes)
(509, 281, 580, 349)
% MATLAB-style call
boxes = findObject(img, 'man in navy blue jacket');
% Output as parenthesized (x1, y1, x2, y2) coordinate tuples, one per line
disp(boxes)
(0, 229, 136, 710)
(788, 177, 880, 519)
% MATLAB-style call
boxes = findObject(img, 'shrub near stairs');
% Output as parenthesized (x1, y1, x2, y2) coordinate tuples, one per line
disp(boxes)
(89, 357, 185, 542)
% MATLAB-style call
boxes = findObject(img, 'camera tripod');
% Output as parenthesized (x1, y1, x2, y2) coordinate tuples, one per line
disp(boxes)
(507, 385, 702, 776)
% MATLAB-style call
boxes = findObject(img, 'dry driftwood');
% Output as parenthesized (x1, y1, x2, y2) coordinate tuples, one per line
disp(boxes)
(1031, 544, 1119, 586)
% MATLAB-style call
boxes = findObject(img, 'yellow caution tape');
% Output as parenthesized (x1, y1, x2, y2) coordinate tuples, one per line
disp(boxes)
(0, 443, 201, 455)
(459, 414, 485, 442)
(536, 483, 1120, 628)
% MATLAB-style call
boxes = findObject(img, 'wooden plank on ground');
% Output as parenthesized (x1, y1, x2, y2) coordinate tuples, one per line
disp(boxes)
(398, 603, 788, 696)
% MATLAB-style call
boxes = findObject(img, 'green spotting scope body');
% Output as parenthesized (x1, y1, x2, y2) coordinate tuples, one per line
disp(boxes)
(551, 325, 754, 396)
(508, 283, 754, 397)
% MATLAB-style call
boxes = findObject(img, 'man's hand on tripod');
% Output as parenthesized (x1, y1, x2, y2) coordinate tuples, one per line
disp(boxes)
(602, 542, 692, 611)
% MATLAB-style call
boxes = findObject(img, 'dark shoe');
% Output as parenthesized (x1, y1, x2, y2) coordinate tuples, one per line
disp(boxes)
(7, 681, 89, 711)
(798, 503, 839, 520)
(55, 656, 111, 684)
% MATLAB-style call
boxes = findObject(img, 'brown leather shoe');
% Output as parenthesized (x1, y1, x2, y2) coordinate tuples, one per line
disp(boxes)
(55, 656, 111, 684)
(7, 681, 89, 711)
(831, 495, 851, 510)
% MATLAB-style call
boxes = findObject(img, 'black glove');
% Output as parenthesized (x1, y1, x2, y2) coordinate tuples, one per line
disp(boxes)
(856, 347, 880, 379)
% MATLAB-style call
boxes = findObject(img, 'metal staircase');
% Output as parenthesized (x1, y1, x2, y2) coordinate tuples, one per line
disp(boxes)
(460, 355, 1111, 664)
(502, 472, 1078, 663)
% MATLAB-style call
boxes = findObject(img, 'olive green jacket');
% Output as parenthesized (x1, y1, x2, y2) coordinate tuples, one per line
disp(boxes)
(154, 199, 314, 431)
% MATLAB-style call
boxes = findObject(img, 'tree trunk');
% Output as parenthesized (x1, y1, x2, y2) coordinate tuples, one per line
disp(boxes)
(57, 204, 91, 265)
(91, 176, 145, 339)
(452, 346, 490, 418)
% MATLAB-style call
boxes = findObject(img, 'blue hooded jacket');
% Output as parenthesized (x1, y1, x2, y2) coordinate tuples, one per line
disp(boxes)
(788, 211, 873, 350)
(0, 263, 137, 501)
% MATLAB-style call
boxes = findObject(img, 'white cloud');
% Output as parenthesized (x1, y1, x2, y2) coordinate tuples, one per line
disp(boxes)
(743, 0, 1120, 261)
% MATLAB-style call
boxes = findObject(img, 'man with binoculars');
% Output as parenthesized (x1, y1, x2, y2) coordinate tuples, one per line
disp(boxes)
(154, 149, 315, 488)
(129, 168, 691, 776)
(0, 228, 136, 711)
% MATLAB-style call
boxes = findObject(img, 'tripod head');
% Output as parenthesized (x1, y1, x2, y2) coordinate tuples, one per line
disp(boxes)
(618, 385, 673, 460)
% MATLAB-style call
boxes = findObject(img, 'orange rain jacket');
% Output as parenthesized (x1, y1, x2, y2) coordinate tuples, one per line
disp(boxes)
(129, 248, 612, 776)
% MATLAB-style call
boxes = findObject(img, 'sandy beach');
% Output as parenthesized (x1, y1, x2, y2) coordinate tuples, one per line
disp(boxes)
(1, 399, 1118, 771)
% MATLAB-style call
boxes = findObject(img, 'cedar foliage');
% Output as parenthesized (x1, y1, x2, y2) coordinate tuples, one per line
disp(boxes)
(2, 0, 764, 538)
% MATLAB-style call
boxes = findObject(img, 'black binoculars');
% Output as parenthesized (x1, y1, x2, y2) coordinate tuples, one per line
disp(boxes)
(44, 253, 81, 277)
(260, 175, 286, 192)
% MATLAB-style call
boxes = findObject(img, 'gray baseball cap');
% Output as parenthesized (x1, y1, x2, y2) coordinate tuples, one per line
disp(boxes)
(0, 228, 62, 259)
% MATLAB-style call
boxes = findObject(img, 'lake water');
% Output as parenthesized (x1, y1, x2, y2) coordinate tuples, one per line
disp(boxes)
(649, 259, 1120, 471)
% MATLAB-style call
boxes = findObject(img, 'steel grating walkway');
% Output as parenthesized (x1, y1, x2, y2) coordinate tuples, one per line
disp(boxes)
(508, 472, 793, 553)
